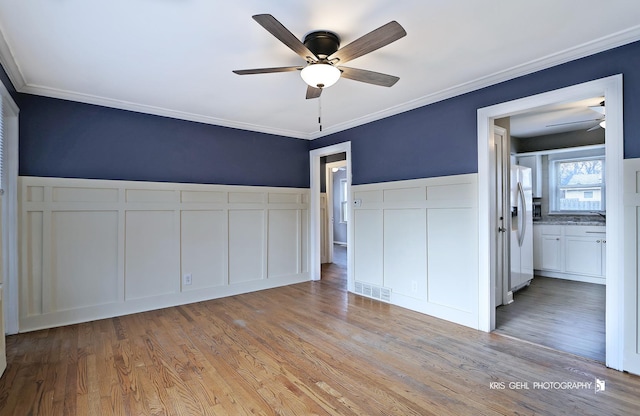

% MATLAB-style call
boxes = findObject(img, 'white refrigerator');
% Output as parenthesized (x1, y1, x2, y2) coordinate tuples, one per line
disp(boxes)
(510, 165, 533, 291)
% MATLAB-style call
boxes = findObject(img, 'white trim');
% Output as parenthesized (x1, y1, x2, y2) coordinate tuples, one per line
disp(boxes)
(0, 80, 19, 335)
(310, 143, 352, 286)
(0, 26, 26, 93)
(477, 74, 624, 371)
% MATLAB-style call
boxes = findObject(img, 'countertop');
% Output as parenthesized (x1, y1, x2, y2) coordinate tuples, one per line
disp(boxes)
(533, 220, 605, 226)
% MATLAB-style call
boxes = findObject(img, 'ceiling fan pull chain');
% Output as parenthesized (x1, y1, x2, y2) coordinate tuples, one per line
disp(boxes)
(318, 95, 323, 132)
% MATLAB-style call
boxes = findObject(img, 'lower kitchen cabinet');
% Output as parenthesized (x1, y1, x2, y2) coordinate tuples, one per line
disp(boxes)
(565, 236, 604, 276)
(540, 233, 563, 271)
(533, 224, 605, 284)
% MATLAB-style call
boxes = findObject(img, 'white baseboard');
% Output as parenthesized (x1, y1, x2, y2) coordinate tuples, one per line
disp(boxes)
(535, 270, 605, 285)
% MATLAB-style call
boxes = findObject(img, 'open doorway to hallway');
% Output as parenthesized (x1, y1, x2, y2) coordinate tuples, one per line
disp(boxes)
(309, 141, 352, 288)
(320, 154, 348, 288)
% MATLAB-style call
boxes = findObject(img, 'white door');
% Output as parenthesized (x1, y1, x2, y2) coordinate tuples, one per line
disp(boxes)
(0, 286, 5, 377)
(0, 193, 5, 376)
(493, 126, 510, 306)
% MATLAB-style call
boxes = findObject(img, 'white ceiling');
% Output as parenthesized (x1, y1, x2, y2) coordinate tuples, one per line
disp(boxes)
(0, 1, 639, 140)
(510, 97, 606, 138)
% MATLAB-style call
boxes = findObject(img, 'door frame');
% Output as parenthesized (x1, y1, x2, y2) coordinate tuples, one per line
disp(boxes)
(477, 74, 624, 370)
(0, 82, 19, 335)
(310, 142, 352, 286)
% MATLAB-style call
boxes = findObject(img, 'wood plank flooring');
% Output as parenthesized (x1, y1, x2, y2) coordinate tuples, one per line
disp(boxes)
(495, 276, 605, 362)
(1, 255, 639, 415)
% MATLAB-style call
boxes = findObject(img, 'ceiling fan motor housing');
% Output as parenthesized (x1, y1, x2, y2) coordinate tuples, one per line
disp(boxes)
(303, 31, 340, 59)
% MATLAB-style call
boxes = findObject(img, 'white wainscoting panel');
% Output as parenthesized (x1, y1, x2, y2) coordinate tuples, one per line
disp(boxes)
(353, 209, 384, 286)
(268, 209, 300, 278)
(180, 210, 227, 291)
(125, 210, 180, 300)
(24, 211, 43, 317)
(351, 174, 478, 328)
(427, 208, 476, 313)
(383, 209, 427, 298)
(19, 177, 309, 331)
(51, 211, 119, 310)
(229, 210, 265, 284)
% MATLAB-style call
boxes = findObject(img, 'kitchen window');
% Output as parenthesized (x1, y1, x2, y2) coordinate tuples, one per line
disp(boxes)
(549, 156, 605, 213)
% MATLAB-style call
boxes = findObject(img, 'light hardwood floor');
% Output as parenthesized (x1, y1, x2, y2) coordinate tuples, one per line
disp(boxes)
(1, 254, 639, 415)
(495, 276, 605, 363)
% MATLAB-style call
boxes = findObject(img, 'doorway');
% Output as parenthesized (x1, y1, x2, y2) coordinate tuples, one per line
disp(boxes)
(494, 107, 607, 362)
(477, 75, 624, 370)
(309, 142, 352, 289)
(0, 86, 19, 338)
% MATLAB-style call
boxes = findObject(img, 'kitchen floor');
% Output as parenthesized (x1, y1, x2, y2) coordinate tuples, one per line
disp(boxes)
(494, 276, 605, 363)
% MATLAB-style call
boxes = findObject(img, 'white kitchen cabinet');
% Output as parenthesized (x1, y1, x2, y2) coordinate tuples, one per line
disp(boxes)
(541, 235, 563, 271)
(537, 225, 563, 272)
(533, 224, 605, 284)
(565, 236, 603, 276)
(564, 226, 606, 278)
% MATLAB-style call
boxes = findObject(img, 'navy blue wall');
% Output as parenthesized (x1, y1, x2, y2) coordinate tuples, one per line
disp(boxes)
(18, 95, 310, 187)
(312, 41, 640, 185)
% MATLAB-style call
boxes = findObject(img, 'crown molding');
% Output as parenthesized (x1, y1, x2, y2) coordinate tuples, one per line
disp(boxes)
(1, 23, 639, 141)
(0, 24, 26, 92)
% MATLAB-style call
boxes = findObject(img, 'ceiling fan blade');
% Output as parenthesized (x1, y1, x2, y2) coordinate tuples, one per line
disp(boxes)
(545, 118, 601, 128)
(233, 66, 302, 75)
(252, 14, 317, 62)
(328, 21, 406, 64)
(306, 85, 322, 99)
(339, 66, 399, 87)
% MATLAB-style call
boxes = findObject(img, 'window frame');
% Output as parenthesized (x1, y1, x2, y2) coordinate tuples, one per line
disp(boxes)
(549, 155, 606, 214)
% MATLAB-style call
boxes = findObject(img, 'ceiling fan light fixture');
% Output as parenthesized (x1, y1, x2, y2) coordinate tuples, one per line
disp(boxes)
(300, 63, 340, 89)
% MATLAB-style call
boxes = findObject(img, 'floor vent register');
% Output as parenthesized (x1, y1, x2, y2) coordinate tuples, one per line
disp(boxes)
(354, 281, 392, 303)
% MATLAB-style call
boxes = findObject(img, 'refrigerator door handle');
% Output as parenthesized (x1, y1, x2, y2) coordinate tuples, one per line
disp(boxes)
(518, 181, 526, 247)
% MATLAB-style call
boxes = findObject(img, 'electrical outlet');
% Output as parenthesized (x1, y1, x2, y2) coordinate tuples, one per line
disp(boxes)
(411, 280, 418, 293)
(183, 273, 192, 286)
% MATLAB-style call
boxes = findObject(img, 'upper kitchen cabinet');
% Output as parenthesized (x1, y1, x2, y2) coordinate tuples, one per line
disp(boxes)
(517, 155, 542, 198)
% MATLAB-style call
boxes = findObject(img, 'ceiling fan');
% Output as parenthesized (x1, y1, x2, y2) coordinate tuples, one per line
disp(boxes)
(545, 101, 606, 131)
(233, 14, 407, 99)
